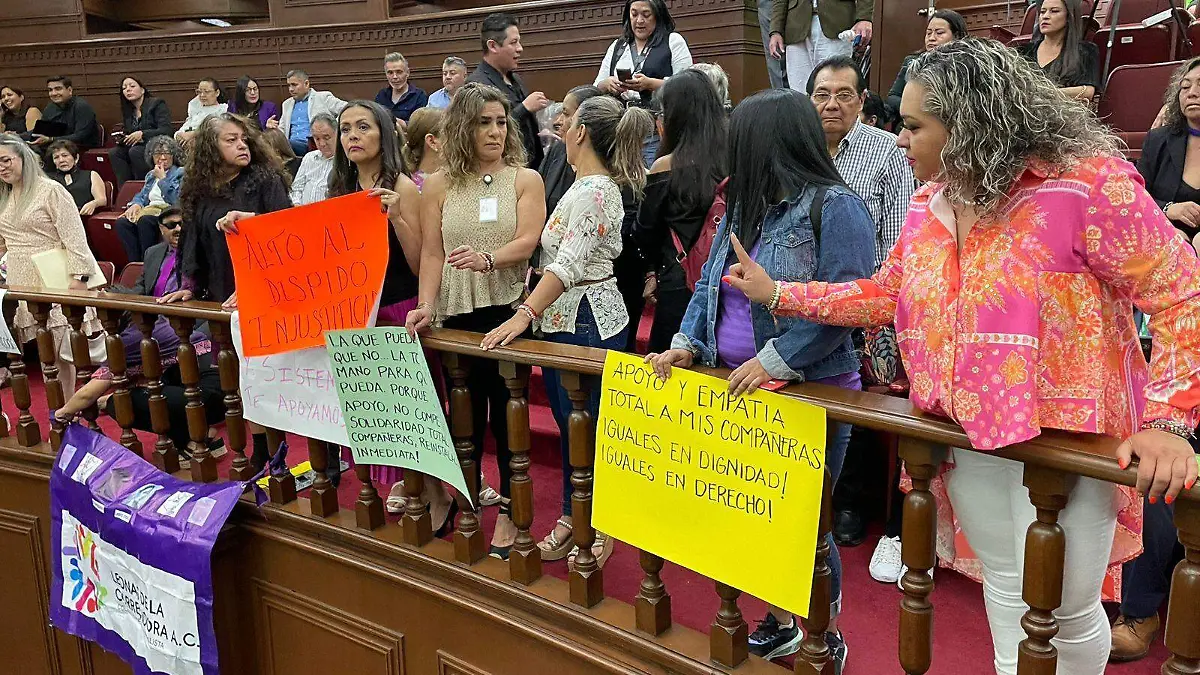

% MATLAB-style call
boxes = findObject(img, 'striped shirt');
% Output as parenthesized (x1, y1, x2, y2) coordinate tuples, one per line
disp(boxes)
(832, 120, 916, 269)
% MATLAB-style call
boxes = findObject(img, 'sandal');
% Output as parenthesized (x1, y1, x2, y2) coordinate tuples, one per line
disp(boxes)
(479, 483, 507, 507)
(567, 532, 615, 570)
(537, 517, 574, 561)
(385, 483, 405, 515)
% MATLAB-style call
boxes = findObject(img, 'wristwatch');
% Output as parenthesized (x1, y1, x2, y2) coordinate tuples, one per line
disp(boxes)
(73, 274, 89, 283)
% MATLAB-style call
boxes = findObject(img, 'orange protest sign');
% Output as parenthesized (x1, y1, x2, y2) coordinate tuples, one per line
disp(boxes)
(227, 192, 390, 357)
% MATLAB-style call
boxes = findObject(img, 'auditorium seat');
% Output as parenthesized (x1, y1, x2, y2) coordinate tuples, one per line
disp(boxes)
(990, 0, 1093, 45)
(1092, 23, 1174, 75)
(84, 179, 143, 271)
(82, 123, 115, 185)
(96, 261, 115, 286)
(117, 262, 143, 289)
(1098, 60, 1180, 158)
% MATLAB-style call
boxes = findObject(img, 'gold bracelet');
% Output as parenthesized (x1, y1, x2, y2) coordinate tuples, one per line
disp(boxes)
(766, 281, 782, 312)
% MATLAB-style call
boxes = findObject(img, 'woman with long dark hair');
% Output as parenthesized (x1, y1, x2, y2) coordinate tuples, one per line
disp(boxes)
(109, 76, 173, 185)
(647, 88, 875, 667)
(885, 9, 967, 120)
(1018, 0, 1099, 100)
(0, 86, 40, 136)
(228, 76, 279, 131)
(636, 69, 726, 353)
(594, 0, 693, 107)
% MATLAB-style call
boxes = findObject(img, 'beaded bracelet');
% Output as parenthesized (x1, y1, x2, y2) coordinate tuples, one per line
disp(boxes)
(766, 281, 783, 312)
(481, 251, 496, 273)
(1140, 419, 1197, 440)
(518, 303, 539, 320)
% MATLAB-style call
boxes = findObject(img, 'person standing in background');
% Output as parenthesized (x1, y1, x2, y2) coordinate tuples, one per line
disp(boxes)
(467, 13, 551, 169)
(375, 53, 428, 125)
(271, 69, 347, 156)
(769, 0, 873, 95)
(428, 57, 469, 109)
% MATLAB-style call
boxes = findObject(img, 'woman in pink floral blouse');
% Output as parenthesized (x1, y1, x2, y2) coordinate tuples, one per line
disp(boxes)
(725, 38, 1200, 674)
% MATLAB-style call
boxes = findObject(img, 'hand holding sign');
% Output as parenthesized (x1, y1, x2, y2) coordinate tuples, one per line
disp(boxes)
(722, 234, 776, 306)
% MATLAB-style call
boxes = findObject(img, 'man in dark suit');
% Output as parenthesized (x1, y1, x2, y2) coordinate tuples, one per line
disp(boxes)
(33, 75, 102, 151)
(467, 12, 551, 170)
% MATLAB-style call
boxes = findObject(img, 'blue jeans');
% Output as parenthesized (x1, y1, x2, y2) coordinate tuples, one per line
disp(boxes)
(288, 138, 309, 156)
(824, 419, 852, 610)
(641, 131, 660, 169)
(1120, 494, 1180, 618)
(544, 298, 629, 516)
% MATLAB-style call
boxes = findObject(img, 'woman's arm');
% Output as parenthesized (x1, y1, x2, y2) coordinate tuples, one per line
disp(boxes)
(25, 107, 41, 131)
(47, 181, 97, 278)
(80, 170, 107, 216)
(595, 40, 618, 87)
(489, 168, 546, 268)
(668, 33, 694, 74)
(1059, 85, 1095, 101)
(392, 175, 423, 273)
(415, 172, 450, 308)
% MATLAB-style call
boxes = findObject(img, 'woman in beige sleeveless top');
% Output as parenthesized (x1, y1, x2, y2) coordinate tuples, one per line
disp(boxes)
(406, 83, 546, 558)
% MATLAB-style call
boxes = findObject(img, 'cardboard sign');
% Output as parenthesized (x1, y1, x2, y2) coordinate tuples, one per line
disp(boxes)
(592, 351, 828, 618)
(227, 192, 389, 356)
(325, 327, 472, 505)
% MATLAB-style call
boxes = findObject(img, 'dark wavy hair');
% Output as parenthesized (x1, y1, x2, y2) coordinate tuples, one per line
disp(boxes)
(0, 85, 29, 126)
(118, 76, 152, 120)
(180, 113, 289, 220)
(656, 69, 727, 216)
(621, 0, 675, 48)
(328, 100, 407, 197)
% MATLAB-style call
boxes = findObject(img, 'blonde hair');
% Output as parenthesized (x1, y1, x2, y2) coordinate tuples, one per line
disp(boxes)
(691, 62, 731, 108)
(404, 107, 443, 173)
(0, 133, 48, 218)
(440, 82, 526, 184)
(573, 96, 654, 198)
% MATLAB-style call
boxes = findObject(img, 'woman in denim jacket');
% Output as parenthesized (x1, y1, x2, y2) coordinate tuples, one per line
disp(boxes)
(115, 135, 185, 262)
(647, 88, 875, 668)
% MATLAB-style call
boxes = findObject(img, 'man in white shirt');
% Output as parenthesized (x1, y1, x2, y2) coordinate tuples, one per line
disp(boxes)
(269, 69, 346, 156)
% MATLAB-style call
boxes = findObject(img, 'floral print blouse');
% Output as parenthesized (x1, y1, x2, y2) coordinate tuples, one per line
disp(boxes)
(537, 175, 629, 340)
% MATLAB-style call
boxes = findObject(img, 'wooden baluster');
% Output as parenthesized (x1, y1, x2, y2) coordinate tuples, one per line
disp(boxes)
(897, 438, 947, 675)
(711, 581, 747, 668)
(97, 309, 142, 456)
(210, 323, 252, 481)
(62, 305, 98, 430)
(1163, 497, 1200, 675)
(263, 427, 297, 504)
(402, 468, 432, 546)
(307, 437, 339, 517)
(562, 371, 603, 607)
(135, 312, 179, 473)
(443, 352, 484, 563)
(31, 302, 67, 449)
(169, 317, 215, 482)
(1016, 465, 1073, 675)
(796, 469, 835, 674)
(500, 361, 540, 583)
(635, 550, 671, 636)
(4, 298, 39, 447)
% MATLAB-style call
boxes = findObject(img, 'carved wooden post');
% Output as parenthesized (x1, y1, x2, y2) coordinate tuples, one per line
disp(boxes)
(401, 468, 432, 546)
(711, 581, 747, 668)
(4, 299, 39, 447)
(897, 438, 948, 675)
(306, 437, 339, 517)
(500, 360, 540, 583)
(1016, 464, 1073, 675)
(1163, 497, 1200, 675)
(63, 305, 98, 430)
(210, 322, 252, 481)
(443, 352, 484, 564)
(795, 469, 835, 674)
(135, 312, 179, 473)
(98, 309, 142, 456)
(169, 317, 215, 482)
(635, 550, 671, 636)
(352, 460, 384, 529)
(264, 427, 297, 504)
(562, 370, 603, 607)
(31, 302, 66, 449)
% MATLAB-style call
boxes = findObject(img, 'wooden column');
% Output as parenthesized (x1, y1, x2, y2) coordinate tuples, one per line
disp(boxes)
(710, 581, 747, 668)
(1163, 497, 1200, 675)
(402, 467, 432, 546)
(443, 352, 484, 564)
(352, 458, 384, 529)
(170, 317, 215, 482)
(135, 312, 179, 473)
(62, 305, 98, 430)
(635, 550, 671, 636)
(98, 309, 142, 456)
(264, 427, 297, 504)
(562, 371, 603, 608)
(500, 360, 540, 584)
(1016, 465, 1073, 675)
(897, 438, 947, 675)
(31, 302, 66, 449)
(795, 469, 835, 674)
(4, 299, 39, 447)
(307, 436, 339, 517)
(211, 322, 252, 481)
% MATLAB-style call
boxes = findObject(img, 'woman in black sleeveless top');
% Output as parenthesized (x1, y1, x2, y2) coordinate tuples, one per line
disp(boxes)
(46, 139, 106, 216)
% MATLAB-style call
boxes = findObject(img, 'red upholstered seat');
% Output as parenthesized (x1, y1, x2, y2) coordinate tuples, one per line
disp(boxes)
(1098, 60, 1181, 132)
(1093, 23, 1174, 74)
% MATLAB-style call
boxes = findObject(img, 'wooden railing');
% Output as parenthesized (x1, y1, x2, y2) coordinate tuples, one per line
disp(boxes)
(3, 285, 1200, 675)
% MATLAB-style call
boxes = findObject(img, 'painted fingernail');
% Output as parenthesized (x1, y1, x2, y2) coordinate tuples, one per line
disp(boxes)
(1166, 495, 1175, 505)
(1118, 458, 1128, 469)
(1188, 479, 1196, 490)
(1149, 496, 1157, 504)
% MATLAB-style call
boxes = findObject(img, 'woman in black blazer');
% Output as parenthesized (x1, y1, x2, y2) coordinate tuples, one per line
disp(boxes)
(109, 76, 174, 186)
(1139, 57, 1200, 241)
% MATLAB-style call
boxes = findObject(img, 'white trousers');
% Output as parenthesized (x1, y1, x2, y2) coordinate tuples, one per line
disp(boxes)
(784, 16, 853, 94)
(944, 450, 1118, 675)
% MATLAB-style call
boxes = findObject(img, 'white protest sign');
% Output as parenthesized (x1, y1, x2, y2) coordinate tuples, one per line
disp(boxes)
(0, 289, 21, 354)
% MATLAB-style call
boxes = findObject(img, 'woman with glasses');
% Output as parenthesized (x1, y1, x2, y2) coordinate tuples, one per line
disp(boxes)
(115, 135, 185, 262)
(175, 78, 228, 147)
(228, 76, 279, 131)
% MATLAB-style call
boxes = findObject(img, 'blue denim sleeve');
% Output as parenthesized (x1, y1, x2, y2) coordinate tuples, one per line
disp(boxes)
(759, 191, 876, 377)
(669, 213, 730, 366)
(133, 174, 153, 207)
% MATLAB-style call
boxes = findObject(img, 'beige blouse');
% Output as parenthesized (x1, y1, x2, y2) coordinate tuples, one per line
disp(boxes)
(438, 165, 528, 318)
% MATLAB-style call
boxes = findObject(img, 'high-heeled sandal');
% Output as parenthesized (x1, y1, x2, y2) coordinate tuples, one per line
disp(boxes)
(434, 500, 459, 538)
(385, 484, 406, 515)
(537, 517, 574, 561)
(567, 532, 614, 570)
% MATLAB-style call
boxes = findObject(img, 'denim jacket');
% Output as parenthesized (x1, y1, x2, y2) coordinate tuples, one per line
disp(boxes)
(671, 183, 875, 381)
(133, 165, 184, 207)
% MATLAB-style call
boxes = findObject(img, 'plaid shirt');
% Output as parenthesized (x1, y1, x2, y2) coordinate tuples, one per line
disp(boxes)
(832, 120, 916, 269)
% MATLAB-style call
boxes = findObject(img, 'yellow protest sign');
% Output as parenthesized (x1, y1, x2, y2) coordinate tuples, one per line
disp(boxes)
(592, 351, 827, 618)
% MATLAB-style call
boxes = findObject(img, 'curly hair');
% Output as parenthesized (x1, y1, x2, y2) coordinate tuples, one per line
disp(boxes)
(440, 82, 525, 185)
(143, 134, 183, 168)
(1160, 57, 1200, 134)
(403, 106, 443, 173)
(179, 113, 290, 225)
(905, 38, 1119, 212)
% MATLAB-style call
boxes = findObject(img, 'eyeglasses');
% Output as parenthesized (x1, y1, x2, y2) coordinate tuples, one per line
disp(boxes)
(160, 219, 182, 230)
(0, 156, 16, 167)
(196, 88, 215, 95)
(812, 91, 860, 105)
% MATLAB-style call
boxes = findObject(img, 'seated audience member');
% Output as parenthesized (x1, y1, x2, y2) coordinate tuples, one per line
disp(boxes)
(768, 0, 872, 95)
(0, 85, 42, 136)
(1139, 57, 1200, 241)
(263, 128, 303, 178)
(47, 140, 106, 216)
(33, 76, 101, 151)
(468, 13, 551, 169)
(271, 69, 347, 156)
(375, 53, 428, 124)
(596, 0, 694, 106)
(691, 62, 732, 111)
(428, 57, 469, 109)
(175, 78, 228, 146)
(109, 76, 173, 186)
(886, 10, 967, 121)
(402, 106, 444, 190)
(228, 76, 279, 131)
(1017, 0, 1099, 101)
(861, 90, 888, 128)
(648, 89, 875, 665)
(290, 112, 337, 205)
(115, 135, 185, 262)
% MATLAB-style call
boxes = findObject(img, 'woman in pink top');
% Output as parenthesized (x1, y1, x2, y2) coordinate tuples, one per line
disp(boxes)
(725, 39, 1200, 674)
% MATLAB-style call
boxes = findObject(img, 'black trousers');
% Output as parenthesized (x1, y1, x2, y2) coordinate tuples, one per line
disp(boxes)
(109, 143, 150, 187)
(116, 214, 161, 263)
(108, 356, 226, 456)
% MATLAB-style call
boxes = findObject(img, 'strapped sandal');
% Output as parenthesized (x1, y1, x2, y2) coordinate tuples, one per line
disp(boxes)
(567, 532, 615, 570)
(537, 517, 574, 561)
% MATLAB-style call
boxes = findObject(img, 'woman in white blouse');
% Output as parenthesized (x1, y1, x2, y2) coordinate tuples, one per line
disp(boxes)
(594, 0, 693, 108)
(175, 78, 228, 146)
(289, 112, 337, 205)
(481, 96, 653, 568)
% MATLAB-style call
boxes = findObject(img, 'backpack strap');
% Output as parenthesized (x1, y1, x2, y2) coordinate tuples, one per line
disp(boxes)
(809, 185, 827, 245)
(609, 39, 627, 77)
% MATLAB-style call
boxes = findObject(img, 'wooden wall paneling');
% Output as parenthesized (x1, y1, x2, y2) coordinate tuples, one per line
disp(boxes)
(872, 0, 927, 95)
(0, 0, 84, 43)
(269, 0, 391, 28)
(0, 509, 61, 675)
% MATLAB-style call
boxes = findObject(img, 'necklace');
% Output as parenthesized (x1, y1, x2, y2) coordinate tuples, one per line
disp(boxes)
(1188, 126, 1200, 138)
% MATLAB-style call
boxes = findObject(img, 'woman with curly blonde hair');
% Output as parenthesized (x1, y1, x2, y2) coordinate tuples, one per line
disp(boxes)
(723, 38, 1200, 674)
(406, 82, 545, 556)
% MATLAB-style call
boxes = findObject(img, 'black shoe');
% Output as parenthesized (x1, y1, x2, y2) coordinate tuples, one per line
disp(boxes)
(824, 631, 848, 675)
(748, 614, 802, 660)
(833, 510, 866, 547)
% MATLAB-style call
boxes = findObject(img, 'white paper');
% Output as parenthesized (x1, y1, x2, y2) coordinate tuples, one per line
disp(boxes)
(0, 289, 21, 354)
(156, 491, 194, 517)
(71, 454, 104, 484)
(479, 197, 499, 223)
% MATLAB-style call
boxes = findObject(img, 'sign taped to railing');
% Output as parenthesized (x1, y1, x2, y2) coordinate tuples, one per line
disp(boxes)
(592, 351, 827, 617)
(226, 192, 390, 357)
(0, 289, 21, 354)
(325, 327, 472, 505)
(49, 424, 249, 675)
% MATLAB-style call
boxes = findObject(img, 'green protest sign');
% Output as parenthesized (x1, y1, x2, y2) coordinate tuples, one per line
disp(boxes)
(325, 327, 472, 505)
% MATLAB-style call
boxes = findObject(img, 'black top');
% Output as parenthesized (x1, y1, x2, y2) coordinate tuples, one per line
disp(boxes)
(635, 171, 714, 291)
(1138, 126, 1199, 238)
(121, 96, 174, 144)
(52, 169, 97, 211)
(2, 107, 30, 135)
(539, 142, 574, 216)
(348, 183, 418, 306)
(180, 167, 292, 302)
(467, 60, 544, 170)
(1017, 40, 1100, 89)
(40, 96, 102, 149)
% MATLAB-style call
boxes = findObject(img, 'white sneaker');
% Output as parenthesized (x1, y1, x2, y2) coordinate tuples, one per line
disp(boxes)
(897, 561, 934, 590)
(869, 536, 903, 584)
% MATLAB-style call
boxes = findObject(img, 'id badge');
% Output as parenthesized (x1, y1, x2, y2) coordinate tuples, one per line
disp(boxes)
(479, 197, 499, 223)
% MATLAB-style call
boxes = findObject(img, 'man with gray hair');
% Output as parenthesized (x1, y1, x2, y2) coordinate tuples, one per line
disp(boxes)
(428, 56, 468, 109)
(374, 52, 428, 123)
(269, 68, 347, 155)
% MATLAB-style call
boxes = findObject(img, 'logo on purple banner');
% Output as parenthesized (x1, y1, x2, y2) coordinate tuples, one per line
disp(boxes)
(50, 425, 254, 675)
